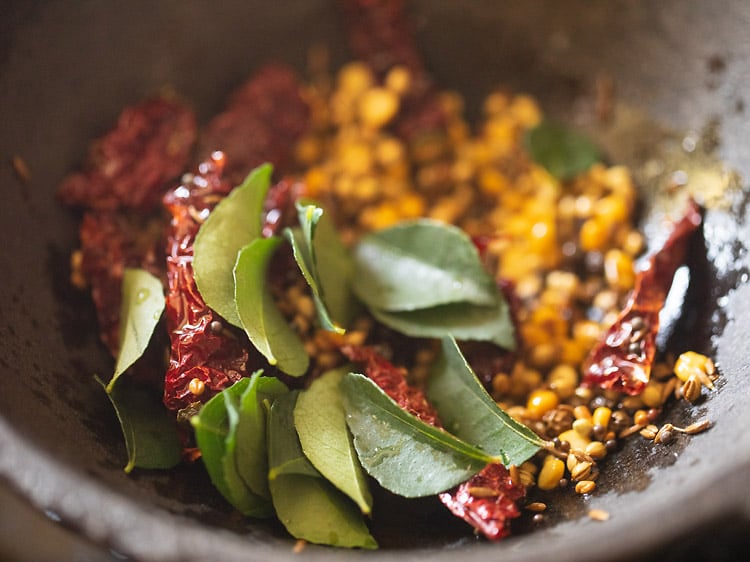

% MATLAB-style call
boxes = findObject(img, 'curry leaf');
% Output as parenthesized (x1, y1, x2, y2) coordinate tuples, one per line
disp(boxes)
(235, 374, 289, 499)
(193, 163, 273, 327)
(370, 298, 516, 350)
(310, 204, 357, 329)
(341, 372, 498, 498)
(286, 200, 356, 333)
(268, 392, 378, 549)
(107, 268, 165, 392)
(234, 237, 309, 376)
(191, 377, 273, 517)
(352, 220, 499, 312)
(294, 367, 373, 514)
(96, 376, 181, 474)
(221, 386, 270, 516)
(525, 121, 601, 181)
(427, 337, 545, 466)
(286, 226, 342, 334)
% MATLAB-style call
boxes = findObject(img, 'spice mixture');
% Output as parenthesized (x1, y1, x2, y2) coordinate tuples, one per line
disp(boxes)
(58, 0, 715, 549)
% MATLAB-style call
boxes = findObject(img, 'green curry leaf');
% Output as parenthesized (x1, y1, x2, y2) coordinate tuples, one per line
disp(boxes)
(191, 376, 274, 517)
(309, 204, 358, 329)
(352, 219, 499, 311)
(285, 200, 355, 333)
(268, 392, 377, 549)
(96, 376, 181, 474)
(98, 269, 176, 473)
(525, 121, 601, 181)
(341, 372, 498, 498)
(193, 163, 273, 328)
(427, 337, 545, 466)
(370, 298, 516, 350)
(234, 237, 309, 376)
(294, 367, 373, 514)
(235, 374, 289, 499)
(107, 268, 165, 392)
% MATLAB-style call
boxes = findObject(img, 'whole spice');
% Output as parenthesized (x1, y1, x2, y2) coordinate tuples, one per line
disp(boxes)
(196, 64, 310, 185)
(525, 502, 547, 512)
(582, 199, 702, 395)
(588, 508, 610, 522)
(11, 154, 31, 184)
(680, 375, 703, 403)
(59, 96, 197, 354)
(682, 419, 712, 435)
(673, 351, 717, 390)
(77, 211, 164, 356)
(58, 96, 197, 211)
(162, 153, 251, 411)
(537, 456, 565, 491)
(654, 423, 675, 444)
(341, 0, 448, 142)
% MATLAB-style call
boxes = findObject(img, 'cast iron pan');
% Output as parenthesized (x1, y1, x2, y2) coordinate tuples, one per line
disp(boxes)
(2, 1, 750, 560)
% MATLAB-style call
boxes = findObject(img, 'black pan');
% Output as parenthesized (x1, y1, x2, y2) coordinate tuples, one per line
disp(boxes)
(1, 1, 749, 560)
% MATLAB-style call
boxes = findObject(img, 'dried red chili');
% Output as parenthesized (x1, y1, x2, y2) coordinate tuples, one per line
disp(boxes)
(469, 275, 525, 380)
(60, 96, 196, 353)
(196, 64, 310, 185)
(162, 153, 250, 411)
(343, 344, 525, 540)
(341, 0, 426, 80)
(58, 96, 197, 211)
(582, 199, 703, 395)
(78, 211, 164, 356)
(341, 0, 448, 141)
(161, 63, 311, 410)
(262, 177, 308, 238)
(341, 344, 442, 426)
(439, 463, 526, 541)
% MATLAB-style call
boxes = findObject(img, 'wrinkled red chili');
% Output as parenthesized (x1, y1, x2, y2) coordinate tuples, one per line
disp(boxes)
(58, 96, 197, 212)
(582, 199, 703, 394)
(162, 153, 250, 411)
(458, 277, 523, 389)
(439, 463, 526, 541)
(161, 63, 310, 410)
(262, 177, 308, 238)
(60, 96, 196, 354)
(78, 211, 164, 356)
(341, 0, 426, 80)
(341, 0, 448, 141)
(341, 344, 442, 426)
(196, 64, 310, 185)
(343, 344, 525, 540)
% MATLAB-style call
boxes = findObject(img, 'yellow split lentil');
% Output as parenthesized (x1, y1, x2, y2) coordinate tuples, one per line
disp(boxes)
(592, 407, 612, 429)
(538, 456, 565, 491)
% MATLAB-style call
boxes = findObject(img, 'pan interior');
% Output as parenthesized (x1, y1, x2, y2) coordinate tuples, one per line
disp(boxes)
(1, 1, 749, 560)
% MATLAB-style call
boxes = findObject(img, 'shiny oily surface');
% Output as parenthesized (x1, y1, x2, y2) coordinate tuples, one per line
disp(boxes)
(1, 1, 750, 561)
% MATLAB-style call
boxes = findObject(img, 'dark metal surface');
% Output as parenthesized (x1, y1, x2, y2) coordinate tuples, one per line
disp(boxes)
(1, 1, 749, 560)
